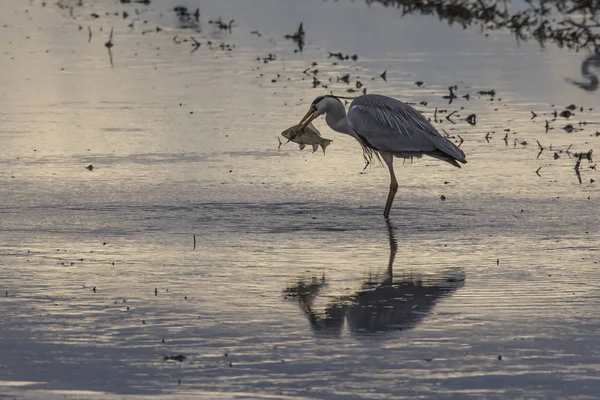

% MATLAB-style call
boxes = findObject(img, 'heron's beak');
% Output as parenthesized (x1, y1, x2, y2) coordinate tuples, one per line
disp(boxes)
(299, 106, 317, 129)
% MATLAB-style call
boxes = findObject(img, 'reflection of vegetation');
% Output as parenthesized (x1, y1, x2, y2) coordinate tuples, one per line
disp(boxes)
(283, 221, 465, 336)
(363, 0, 600, 51)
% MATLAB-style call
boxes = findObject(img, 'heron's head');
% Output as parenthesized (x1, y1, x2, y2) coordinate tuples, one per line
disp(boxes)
(299, 95, 343, 128)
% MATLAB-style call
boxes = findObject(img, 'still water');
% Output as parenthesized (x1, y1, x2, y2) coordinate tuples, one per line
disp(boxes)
(0, 0, 599, 398)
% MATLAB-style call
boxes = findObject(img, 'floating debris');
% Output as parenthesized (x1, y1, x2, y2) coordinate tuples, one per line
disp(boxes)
(163, 354, 186, 362)
(209, 17, 234, 32)
(105, 28, 114, 67)
(312, 76, 321, 88)
(560, 110, 572, 118)
(327, 52, 358, 61)
(445, 110, 457, 124)
(563, 124, 581, 133)
(284, 23, 305, 52)
(477, 89, 495, 97)
(575, 156, 583, 184)
(466, 113, 476, 125)
(573, 149, 593, 161)
(190, 36, 200, 53)
(173, 6, 200, 29)
(443, 86, 457, 103)
(536, 140, 544, 158)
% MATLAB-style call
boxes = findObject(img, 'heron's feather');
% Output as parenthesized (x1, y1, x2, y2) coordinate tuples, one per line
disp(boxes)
(347, 94, 466, 165)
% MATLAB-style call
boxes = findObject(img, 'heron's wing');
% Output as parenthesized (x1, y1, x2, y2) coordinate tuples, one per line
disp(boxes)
(347, 95, 466, 163)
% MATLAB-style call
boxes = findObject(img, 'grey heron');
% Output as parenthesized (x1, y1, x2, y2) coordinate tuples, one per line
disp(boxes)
(299, 94, 467, 218)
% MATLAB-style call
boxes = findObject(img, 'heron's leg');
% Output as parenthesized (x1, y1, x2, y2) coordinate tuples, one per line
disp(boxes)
(383, 219, 397, 285)
(381, 152, 398, 219)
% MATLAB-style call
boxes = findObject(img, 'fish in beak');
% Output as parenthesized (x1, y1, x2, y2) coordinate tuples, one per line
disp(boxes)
(299, 105, 317, 129)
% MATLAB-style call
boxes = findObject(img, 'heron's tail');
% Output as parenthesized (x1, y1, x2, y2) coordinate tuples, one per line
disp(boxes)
(426, 150, 466, 168)
(430, 136, 467, 168)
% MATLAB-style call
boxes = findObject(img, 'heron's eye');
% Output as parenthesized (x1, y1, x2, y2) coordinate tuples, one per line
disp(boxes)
(311, 95, 327, 107)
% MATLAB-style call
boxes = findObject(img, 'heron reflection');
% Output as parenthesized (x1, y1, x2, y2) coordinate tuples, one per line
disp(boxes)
(567, 53, 600, 92)
(283, 221, 465, 336)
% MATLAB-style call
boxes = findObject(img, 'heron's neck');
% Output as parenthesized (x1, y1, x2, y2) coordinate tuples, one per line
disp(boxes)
(325, 106, 351, 135)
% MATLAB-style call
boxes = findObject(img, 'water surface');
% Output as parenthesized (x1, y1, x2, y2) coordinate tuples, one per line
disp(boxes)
(0, 0, 599, 398)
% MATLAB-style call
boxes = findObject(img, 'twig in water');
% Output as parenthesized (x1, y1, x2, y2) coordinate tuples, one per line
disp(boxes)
(105, 28, 114, 67)
(573, 149, 594, 161)
(536, 167, 542, 177)
(88, 26, 92, 42)
(566, 144, 573, 158)
(442, 86, 457, 104)
(190, 37, 201, 53)
(193, 234, 196, 250)
(445, 110, 457, 124)
(536, 140, 544, 159)
(163, 354, 187, 362)
(575, 155, 583, 184)
(284, 23, 305, 52)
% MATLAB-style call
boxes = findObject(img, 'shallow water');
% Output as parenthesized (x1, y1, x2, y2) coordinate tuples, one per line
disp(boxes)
(1, 0, 599, 399)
